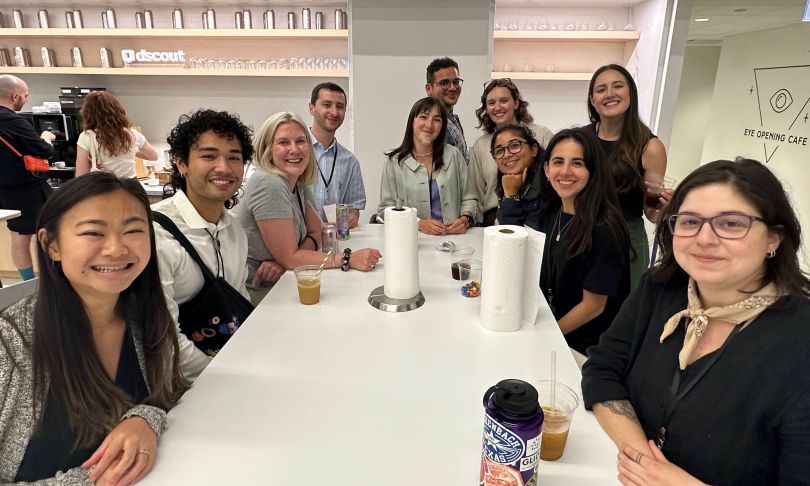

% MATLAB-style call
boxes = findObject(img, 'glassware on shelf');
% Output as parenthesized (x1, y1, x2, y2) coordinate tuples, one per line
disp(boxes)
(544, 63, 555, 73)
(522, 63, 534, 73)
(596, 21, 607, 31)
(508, 17, 518, 30)
(502, 63, 513, 72)
(564, 21, 576, 31)
(580, 22, 590, 31)
(538, 20, 549, 31)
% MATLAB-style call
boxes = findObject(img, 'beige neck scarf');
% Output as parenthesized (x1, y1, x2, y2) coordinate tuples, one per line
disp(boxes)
(659, 278, 784, 370)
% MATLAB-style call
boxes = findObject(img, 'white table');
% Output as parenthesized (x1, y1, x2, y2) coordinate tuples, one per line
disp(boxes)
(144, 225, 619, 485)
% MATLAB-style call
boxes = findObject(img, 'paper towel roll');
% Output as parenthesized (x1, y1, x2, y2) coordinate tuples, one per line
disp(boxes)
(383, 206, 420, 299)
(480, 225, 528, 332)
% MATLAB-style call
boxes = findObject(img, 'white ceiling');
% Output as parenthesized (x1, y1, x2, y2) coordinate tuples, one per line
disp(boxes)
(688, 0, 806, 43)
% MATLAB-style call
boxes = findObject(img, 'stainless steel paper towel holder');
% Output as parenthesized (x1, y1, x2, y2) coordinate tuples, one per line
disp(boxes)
(368, 286, 425, 312)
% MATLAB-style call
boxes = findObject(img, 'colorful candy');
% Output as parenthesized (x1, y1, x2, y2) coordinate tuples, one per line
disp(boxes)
(461, 280, 481, 298)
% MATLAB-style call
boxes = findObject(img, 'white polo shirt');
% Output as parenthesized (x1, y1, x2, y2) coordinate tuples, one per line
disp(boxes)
(152, 190, 250, 381)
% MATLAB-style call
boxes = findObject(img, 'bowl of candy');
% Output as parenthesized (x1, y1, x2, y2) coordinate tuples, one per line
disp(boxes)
(458, 260, 482, 298)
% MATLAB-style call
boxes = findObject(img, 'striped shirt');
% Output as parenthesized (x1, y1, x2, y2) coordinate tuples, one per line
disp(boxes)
(309, 129, 367, 221)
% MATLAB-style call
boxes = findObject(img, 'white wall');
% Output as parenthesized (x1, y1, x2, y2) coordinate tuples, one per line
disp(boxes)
(701, 22, 810, 261)
(667, 45, 720, 181)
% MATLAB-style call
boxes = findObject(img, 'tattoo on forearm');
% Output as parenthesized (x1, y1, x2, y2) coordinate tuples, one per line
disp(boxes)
(596, 400, 641, 426)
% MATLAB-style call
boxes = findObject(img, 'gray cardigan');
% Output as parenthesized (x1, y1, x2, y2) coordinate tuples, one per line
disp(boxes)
(0, 297, 168, 484)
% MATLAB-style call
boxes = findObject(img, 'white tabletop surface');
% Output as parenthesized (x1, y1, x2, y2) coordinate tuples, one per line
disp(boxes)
(0, 209, 21, 222)
(140, 181, 165, 197)
(144, 225, 619, 486)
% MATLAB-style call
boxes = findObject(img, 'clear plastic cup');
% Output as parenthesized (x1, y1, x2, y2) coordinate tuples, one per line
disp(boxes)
(450, 245, 475, 280)
(294, 265, 321, 305)
(459, 259, 482, 298)
(535, 380, 579, 461)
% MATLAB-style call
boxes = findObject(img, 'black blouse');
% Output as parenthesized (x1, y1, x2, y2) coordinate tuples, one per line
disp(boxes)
(15, 326, 148, 482)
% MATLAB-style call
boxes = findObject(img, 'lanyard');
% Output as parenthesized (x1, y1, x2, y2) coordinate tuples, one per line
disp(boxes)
(317, 144, 338, 190)
(655, 324, 743, 448)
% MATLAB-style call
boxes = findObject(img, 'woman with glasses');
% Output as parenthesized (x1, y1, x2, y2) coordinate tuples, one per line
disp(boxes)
(507, 126, 630, 356)
(489, 124, 544, 230)
(582, 159, 810, 486)
(468, 78, 554, 226)
(377, 97, 477, 235)
(587, 65, 669, 289)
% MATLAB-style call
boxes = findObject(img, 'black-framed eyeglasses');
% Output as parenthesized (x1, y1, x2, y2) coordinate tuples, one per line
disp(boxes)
(667, 212, 765, 240)
(434, 78, 463, 89)
(492, 140, 529, 159)
(483, 77, 514, 88)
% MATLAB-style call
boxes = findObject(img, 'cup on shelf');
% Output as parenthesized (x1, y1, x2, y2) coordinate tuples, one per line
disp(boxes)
(53, 161, 66, 169)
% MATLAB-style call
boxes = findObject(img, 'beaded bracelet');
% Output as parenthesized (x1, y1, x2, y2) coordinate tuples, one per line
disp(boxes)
(341, 248, 352, 272)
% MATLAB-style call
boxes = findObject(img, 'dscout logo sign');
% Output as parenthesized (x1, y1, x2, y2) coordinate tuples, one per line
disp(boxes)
(121, 49, 186, 65)
(482, 414, 525, 464)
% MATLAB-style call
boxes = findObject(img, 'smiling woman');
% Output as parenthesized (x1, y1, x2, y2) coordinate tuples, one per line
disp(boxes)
(377, 97, 478, 236)
(234, 111, 381, 305)
(0, 172, 187, 484)
(583, 159, 810, 486)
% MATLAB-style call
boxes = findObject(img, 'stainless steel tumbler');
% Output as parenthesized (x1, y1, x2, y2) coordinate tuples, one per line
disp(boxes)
(71, 47, 83, 67)
(144, 10, 154, 29)
(0, 49, 11, 66)
(263, 10, 275, 29)
(12, 10, 23, 29)
(135, 12, 145, 29)
(302, 8, 311, 29)
(38, 10, 50, 29)
(335, 9, 344, 29)
(65, 11, 75, 28)
(235, 11, 244, 29)
(242, 10, 252, 29)
(41, 47, 55, 67)
(100, 47, 112, 68)
(205, 9, 216, 29)
(287, 11, 295, 29)
(72, 9, 84, 28)
(315, 12, 323, 29)
(172, 9, 184, 29)
(105, 9, 117, 28)
(13, 47, 31, 67)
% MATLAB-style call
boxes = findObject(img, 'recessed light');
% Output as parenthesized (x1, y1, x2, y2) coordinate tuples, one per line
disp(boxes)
(733, 8, 747, 13)
(694, 17, 711, 22)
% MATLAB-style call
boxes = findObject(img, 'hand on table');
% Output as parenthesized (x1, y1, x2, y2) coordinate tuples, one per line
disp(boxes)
(83, 416, 157, 485)
(252, 259, 286, 287)
(418, 218, 447, 235)
(348, 211, 359, 229)
(617, 440, 707, 486)
(445, 217, 468, 235)
(350, 248, 382, 272)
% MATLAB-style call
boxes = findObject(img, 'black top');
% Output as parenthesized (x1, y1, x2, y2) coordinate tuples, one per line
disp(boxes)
(15, 326, 148, 482)
(537, 205, 630, 354)
(495, 164, 546, 231)
(0, 107, 54, 188)
(582, 271, 810, 485)
(585, 123, 645, 221)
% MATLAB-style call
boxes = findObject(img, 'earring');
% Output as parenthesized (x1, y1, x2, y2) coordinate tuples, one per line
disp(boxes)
(767, 249, 776, 258)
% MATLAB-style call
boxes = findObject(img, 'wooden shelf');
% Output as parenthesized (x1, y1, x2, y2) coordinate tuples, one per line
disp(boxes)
(2, 66, 348, 78)
(491, 71, 593, 81)
(0, 28, 348, 40)
(494, 30, 639, 41)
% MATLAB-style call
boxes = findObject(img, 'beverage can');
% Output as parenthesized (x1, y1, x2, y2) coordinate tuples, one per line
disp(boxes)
(336, 204, 350, 240)
(481, 379, 543, 486)
(321, 222, 338, 255)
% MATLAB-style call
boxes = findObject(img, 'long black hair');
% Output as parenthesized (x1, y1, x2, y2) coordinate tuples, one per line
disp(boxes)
(385, 97, 449, 171)
(32, 172, 188, 448)
(490, 124, 543, 199)
(540, 128, 631, 259)
(587, 64, 651, 194)
(654, 158, 810, 296)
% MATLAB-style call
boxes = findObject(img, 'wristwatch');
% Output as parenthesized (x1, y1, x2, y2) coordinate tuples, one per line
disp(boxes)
(462, 214, 475, 228)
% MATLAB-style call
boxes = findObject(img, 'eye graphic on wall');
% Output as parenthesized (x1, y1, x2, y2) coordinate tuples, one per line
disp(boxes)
(770, 89, 793, 113)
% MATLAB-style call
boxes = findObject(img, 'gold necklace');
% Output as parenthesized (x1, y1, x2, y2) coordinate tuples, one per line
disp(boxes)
(553, 209, 574, 242)
(412, 150, 432, 157)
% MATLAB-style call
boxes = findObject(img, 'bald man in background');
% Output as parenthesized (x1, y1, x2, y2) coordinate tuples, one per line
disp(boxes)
(0, 75, 56, 281)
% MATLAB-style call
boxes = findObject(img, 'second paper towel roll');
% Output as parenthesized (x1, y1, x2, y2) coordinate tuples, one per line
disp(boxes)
(383, 206, 420, 299)
(480, 225, 528, 331)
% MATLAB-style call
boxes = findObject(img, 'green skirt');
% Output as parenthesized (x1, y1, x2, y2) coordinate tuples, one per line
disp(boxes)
(627, 216, 650, 290)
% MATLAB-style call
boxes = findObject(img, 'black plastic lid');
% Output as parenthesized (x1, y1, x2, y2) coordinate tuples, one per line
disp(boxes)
(483, 379, 540, 420)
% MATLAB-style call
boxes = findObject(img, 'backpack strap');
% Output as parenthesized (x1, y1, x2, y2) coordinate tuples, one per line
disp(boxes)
(152, 211, 217, 284)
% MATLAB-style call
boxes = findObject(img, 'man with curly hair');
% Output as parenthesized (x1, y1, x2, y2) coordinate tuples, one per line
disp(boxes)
(151, 109, 254, 380)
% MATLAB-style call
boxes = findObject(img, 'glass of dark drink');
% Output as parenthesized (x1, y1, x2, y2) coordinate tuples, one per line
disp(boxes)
(450, 245, 475, 280)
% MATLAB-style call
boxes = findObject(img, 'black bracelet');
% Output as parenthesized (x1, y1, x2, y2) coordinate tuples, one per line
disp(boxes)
(305, 235, 318, 250)
(341, 248, 352, 272)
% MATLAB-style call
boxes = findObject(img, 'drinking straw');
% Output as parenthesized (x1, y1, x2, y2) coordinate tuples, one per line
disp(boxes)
(551, 349, 557, 409)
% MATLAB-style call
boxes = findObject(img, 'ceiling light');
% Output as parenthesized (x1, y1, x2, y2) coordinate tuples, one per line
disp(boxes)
(694, 17, 711, 22)
(733, 8, 747, 13)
